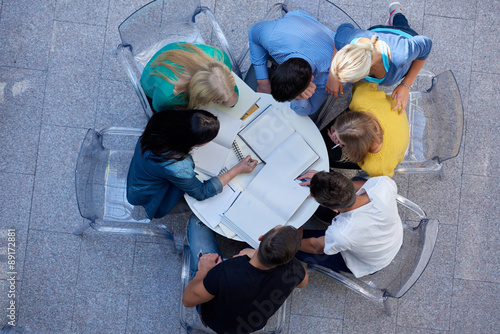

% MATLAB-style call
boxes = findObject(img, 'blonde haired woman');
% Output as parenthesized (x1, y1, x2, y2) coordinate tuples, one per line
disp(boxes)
(326, 2, 432, 113)
(140, 42, 239, 112)
(323, 81, 409, 177)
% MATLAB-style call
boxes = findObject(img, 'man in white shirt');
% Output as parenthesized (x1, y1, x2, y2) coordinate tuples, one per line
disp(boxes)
(297, 170, 403, 277)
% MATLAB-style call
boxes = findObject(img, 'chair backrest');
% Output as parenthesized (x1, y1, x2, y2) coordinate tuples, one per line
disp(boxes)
(307, 194, 439, 310)
(179, 245, 287, 333)
(75, 127, 178, 239)
(117, 0, 240, 119)
(75, 127, 149, 224)
(395, 70, 464, 173)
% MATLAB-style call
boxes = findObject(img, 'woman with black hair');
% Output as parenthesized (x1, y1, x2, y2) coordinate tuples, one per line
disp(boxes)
(127, 109, 257, 219)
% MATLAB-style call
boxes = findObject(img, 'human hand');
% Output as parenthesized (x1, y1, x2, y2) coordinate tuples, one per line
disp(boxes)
(233, 156, 258, 174)
(198, 253, 222, 275)
(327, 127, 343, 147)
(222, 91, 239, 107)
(391, 84, 410, 114)
(256, 79, 272, 94)
(234, 248, 256, 258)
(295, 76, 316, 100)
(325, 75, 343, 98)
(298, 170, 319, 187)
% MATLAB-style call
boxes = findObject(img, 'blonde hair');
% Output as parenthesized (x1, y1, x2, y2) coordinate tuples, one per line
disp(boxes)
(333, 111, 383, 163)
(149, 43, 235, 108)
(331, 35, 377, 83)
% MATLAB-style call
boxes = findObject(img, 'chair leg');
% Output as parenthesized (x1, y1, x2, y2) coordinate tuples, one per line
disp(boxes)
(72, 221, 91, 236)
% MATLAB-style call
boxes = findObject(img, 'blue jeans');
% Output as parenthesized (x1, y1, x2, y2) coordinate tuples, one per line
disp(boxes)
(187, 215, 221, 279)
(295, 229, 352, 273)
(369, 13, 419, 36)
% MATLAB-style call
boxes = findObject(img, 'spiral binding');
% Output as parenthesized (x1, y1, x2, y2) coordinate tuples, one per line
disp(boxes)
(218, 140, 245, 176)
(232, 141, 245, 161)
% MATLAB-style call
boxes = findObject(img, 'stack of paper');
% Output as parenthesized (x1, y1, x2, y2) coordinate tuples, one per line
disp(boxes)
(222, 165, 310, 248)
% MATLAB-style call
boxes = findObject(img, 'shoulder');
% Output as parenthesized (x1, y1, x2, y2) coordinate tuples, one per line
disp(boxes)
(337, 23, 356, 33)
(410, 35, 432, 46)
(161, 157, 196, 178)
(278, 258, 306, 285)
(362, 176, 397, 196)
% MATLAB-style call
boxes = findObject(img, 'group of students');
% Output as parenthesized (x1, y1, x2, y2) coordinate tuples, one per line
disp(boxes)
(125, 2, 432, 333)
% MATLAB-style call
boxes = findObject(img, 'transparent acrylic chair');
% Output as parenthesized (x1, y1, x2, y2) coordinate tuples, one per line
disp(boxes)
(73, 127, 176, 244)
(179, 244, 288, 333)
(306, 194, 439, 314)
(117, 0, 241, 119)
(394, 70, 464, 173)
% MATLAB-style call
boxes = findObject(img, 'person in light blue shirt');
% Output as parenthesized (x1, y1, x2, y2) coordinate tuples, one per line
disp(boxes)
(126, 110, 257, 219)
(248, 10, 336, 118)
(327, 2, 432, 113)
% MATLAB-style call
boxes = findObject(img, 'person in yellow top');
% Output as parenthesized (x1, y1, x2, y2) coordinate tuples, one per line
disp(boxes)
(322, 81, 409, 177)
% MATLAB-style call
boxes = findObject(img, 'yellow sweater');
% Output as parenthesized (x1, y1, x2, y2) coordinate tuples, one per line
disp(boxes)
(349, 82, 410, 177)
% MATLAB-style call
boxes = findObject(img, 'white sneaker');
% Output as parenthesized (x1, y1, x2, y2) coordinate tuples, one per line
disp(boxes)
(388, 2, 404, 25)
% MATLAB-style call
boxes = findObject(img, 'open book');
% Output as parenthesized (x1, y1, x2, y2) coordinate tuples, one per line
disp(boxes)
(221, 164, 310, 248)
(191, 111, 242, 176)
(239, 106, 319, 178)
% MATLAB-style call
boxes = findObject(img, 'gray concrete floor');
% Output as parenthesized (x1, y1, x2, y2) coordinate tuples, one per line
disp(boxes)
(0, 0, 499, 333)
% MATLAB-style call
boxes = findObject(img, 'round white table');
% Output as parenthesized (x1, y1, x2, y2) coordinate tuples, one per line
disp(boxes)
(185, 93, 329, 241)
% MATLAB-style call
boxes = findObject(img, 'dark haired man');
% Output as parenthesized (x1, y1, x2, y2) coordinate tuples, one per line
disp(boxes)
(297, 170, 403, 277)
(183, 216, 308, 333)
(248, 10, 335, 119)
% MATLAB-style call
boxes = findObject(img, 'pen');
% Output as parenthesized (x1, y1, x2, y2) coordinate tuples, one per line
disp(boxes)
(331, 144, 340, 150)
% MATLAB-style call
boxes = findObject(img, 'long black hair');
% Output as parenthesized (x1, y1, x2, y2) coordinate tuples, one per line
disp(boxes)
(140, 109, 220, 162)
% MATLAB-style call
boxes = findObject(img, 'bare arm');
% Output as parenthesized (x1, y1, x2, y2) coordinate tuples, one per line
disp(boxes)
(325, 46, 344, 98)
(297, 265, 309, 288)
(182, 253, 221, 308)
(218, 156, 258, 187)
(351, 180, 366, 192)
(257, 79, 272, 94)
(299, 236, 326, 254)
(391, 58, 427, 113)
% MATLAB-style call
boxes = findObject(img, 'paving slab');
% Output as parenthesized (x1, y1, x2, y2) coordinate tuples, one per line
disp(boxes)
(463, 73, 500, 177)
(472, 0, 500, 74)
(76, 233, 135, 295)
(342, 290, 397, 334)
(42, 20, 105, 128)
(95, 79, 147, 129)
(71, 289, 128, 334)
(290, 270, 346, 319)
(455, 174, 500, 283)
(55, 0, 110, 26)
(450, 278, 500, 333)
(288, 314, 342, 334)
(0, 0, 55, 70)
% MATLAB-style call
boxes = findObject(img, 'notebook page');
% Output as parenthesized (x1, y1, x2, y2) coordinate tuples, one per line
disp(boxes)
(192, 183, 240, 229)
(246, 164, 310, 221)
(222, 191, 286, 248)
(265, 132, 319, 179)
(239, 106, 295, 160)
(191, 142, 229, 177)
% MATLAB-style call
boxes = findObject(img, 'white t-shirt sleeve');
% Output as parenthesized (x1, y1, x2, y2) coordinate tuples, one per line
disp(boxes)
(323, 219, 351, 255)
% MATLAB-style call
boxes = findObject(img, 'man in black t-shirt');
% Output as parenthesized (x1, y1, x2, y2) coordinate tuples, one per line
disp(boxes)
(182, 216, 308, 334)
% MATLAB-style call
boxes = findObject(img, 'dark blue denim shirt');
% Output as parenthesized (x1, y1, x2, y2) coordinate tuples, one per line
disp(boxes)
(127, 140, 222, 219)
